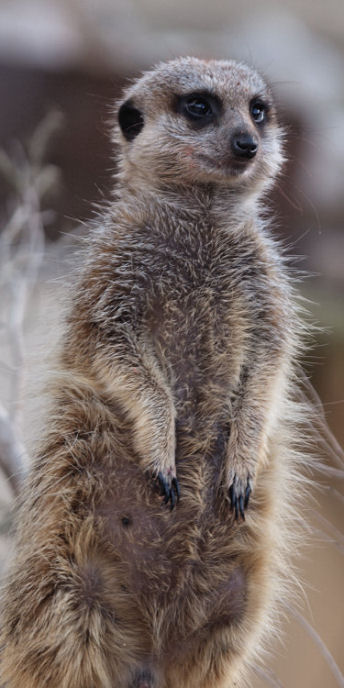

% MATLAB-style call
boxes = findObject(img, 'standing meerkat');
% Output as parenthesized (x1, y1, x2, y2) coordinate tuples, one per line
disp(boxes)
(1, 57, 308, 687)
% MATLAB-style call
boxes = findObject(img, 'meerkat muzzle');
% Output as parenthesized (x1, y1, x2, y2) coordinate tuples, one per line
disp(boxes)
(231, 131, 258, 159)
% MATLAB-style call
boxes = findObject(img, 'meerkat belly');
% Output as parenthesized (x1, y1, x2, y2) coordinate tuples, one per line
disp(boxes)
(96, 451, 247, 645)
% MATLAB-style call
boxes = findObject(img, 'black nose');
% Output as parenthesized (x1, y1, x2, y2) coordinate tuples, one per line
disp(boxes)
(231, 133, 258, 159)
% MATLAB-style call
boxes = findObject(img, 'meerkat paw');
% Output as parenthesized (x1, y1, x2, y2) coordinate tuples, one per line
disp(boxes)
(155, 469, 180, 510)
(227, 472, 252, 521)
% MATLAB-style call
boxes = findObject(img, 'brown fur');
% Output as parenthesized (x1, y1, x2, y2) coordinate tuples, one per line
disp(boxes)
(1, 57, 309, 687)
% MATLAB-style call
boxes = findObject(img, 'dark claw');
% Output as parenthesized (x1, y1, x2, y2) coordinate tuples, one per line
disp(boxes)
(239, 495, 245, 521)
(172, 477, 181, 502)
(229, 484, 233, 509)
(157, 472, 180, 510)
(158, 472, 169, 497)
(229, 475, 251, 522)
(244, 483, 251, 508)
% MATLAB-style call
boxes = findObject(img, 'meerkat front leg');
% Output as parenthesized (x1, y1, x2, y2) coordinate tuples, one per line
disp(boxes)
(92, 335, 179, 508)
(225, 357, 284, 520)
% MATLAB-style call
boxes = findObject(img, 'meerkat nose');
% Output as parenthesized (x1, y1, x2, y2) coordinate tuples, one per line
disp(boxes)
(231, 132, 258, 159)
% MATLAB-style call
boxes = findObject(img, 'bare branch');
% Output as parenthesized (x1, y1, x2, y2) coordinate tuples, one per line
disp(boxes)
(310, 510, 344, 553)
(0, 111, 63, 495)
(0, 402, 27, 495)
(288, 606, 344, 688)
(253, 664, 284, 687)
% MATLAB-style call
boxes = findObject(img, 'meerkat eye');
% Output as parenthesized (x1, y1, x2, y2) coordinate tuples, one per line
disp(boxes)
(185, 96, 212, 119)
(175, 92, 220, 126)
(250, 99, 267, 124)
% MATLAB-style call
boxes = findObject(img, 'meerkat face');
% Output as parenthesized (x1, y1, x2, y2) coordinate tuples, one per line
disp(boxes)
(116, 57, 284, 193)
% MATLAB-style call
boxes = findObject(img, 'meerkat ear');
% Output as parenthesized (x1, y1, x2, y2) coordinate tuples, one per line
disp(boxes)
(118, 100, 144, 141)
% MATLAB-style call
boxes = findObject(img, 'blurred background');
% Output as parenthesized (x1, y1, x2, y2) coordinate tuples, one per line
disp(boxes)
(0, 1, 343, 686)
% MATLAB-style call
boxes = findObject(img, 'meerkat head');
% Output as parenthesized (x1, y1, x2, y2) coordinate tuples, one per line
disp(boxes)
(116, 57, 284, 195)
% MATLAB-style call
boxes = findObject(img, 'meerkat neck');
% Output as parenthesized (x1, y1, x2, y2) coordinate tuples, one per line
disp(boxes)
(115, 178, 262, 229)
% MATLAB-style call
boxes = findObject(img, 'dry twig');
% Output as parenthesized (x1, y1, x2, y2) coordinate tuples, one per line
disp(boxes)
(0, 111, 63, 495)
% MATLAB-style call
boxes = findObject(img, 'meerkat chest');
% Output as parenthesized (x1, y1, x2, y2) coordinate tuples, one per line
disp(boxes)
(140, 225, 266, 399)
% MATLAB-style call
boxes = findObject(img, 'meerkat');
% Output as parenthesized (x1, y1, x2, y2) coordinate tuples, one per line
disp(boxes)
(1, 57, 308, 688)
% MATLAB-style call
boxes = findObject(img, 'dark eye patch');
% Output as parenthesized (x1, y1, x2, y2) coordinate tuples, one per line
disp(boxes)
(174, 91, 222, 128)
(118, 99, 144, 141)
